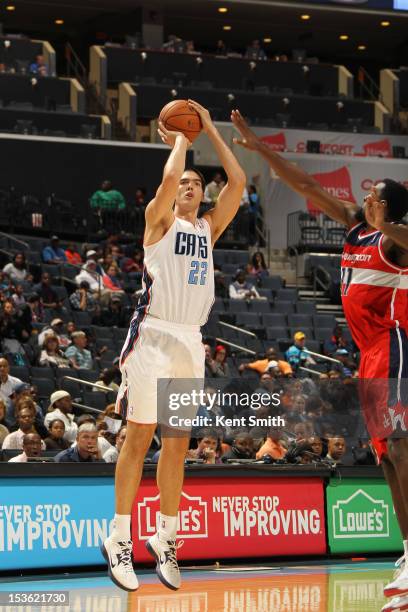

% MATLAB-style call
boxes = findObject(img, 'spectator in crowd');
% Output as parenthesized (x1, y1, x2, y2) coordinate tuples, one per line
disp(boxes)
(38, 318, 69, 348)
(83, 249, 104, 273)
(121, 248, 143, 277)
(8, 432, 43, 462)
(204, 171, 225, 205)
(249, 251, 268, 279)
(6, 391, 46, 435)
(308, 436, 324, 458)
(93, 368, 120, 394)
(204, 344, 230, 378)
(247, 186, 261, 246)
(39, 335, 70, 369)
(0, 299, 31, 347)
(245, 39, 267, 60)
(70, 281, 99, 317)
(90, 180, 126, 212)
(285, 332, 315, 369)
(326, 436, 346, 464)
(256, 434, 287, 460)
(26, 293, 44, 323)
(0, 356, 23, 408)
(0, 399, 9, 445)
(229, 269, 260, 300)
(100, 296, 128, 327)
(75, 260, 103, 294)
(54, 423, 105, 462)
(222, 432, 255, 461)
(239, 347, 292, 377)
(324, 325, 354, 357)
(162, 34, 185, 53)
(103, 264, 125, 294)
(65, 243, 82, 265)
(186, 429, 223, 464)
(2, 402, 45, 449)
(43, 419, 70, 451)
(3, 252, 32, 283)
(214, 266, 228, 298)
(42, 236, 67, 264)
(0, 271, 13, 297)
(73, 414, 113, 456)
(65, 331, 93, 370)
(215, 39, 228, 56)
(29, 54, 48, 76)
(12, 284, 26, 309)
(33, 272, 58, 309)
(44, 391, 77, 443)
(103, 426, 127, 463)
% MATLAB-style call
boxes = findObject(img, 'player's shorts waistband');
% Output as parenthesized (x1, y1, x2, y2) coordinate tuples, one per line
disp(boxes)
(144, 314, 200, 334)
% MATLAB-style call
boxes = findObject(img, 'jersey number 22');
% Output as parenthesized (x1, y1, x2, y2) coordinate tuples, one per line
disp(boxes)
(188, 261, 208, 285)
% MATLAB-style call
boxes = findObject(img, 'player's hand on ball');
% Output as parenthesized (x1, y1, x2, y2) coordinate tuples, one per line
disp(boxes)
(157, 121, 191, 148)
(231, 109, 261, 151)
(187, 99, 212, 133)
(365, 198, 386, 231)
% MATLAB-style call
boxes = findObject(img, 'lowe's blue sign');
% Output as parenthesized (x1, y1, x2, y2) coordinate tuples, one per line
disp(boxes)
(0, 477, 114, 570)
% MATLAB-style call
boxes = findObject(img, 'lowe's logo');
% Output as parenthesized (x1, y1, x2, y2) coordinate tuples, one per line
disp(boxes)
(332, 489, 389, 539)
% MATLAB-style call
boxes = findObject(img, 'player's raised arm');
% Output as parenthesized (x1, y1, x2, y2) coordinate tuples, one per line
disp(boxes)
(145, 123, 190, 238)
(188, 100, 246, 244)
(231, 110, 359, 228)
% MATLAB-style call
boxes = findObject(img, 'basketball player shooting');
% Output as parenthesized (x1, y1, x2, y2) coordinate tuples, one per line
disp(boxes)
(101, 100, 246, 592)
(232, 110, 408, 611)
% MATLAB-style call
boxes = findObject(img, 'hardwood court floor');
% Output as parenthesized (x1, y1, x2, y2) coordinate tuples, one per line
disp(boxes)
(0, 560, 398, 612)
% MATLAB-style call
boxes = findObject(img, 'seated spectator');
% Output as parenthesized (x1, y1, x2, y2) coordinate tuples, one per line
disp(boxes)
(65, 243, 82, 265)
(2, 402, 46, 449)
(214, 266, 228, 298)
(215, 39, 228, 56)
(103, 426, 126, 463)
(93, 368, 120, 394)
(42, 236, 67, 264)
(0, 358, 22, 417)
(65, 331, 93, 370)
(324, 325, 354, 357)
(9, 432, 43, 462)
(308, 436, 324, 459)
(33, 272, 58, 309)
(204, 172, 225, 205)
(0, 299, 31, 348)
(44, 391, 77, 443)
(29, 54, 48, 76)
(70, 281, 99, 316)
(75, 260, 103, 294)
(229, 269, 260, 300)
(26, 293, 44, 323)
(285, 332, 316, 369)
(100, 296, 129, 327)
(326, 436, 346, 464)
(186, 429, 223, 464)
(256, 435, 287, 460)
(39, 335, 70, 369)
(204, 344, 230, 378)
(54, 423, 105, 462)
(103, 264, 125, 293)
(161, 34, 185, 53)
(121, 248, 143, 276)
(74, 414, 113, 456)
(0, 398, 9, 445)
(3, 252, 32, 283)
(0, 270, 13, 297)
(222, 432, 255, 461)
(12, 284, 26, 309)
(249, 251, 268, 279)
(239, 347, 292, 377)
(44, 419, 70, 451)
(90, 180, 126, 212)
(245, 39, 267, 60)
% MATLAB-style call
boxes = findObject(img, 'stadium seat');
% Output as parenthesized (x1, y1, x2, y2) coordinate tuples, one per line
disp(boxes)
(72, 311, 92, 327)
(31, 366, 55, 380)
(304, 340, 322, 354)
(276, 288, 298, 301)
(288, 314, 313, 328)
(83, 391, 107, 411)
(262, 313, 287, 327)
(236, 313, 261, 328)
(260, 276, 283, 291)
(313, 328, 333, 342)
(266, 327, 289, 340)
(213, 298, 226, 312)
(33, 377, 56, 399)
(9, 365, 30, 381)
(313, 314, 337, 329)
(228, 300, 249, 313)
(60, 378, 83, 399)
(295, 302, 317, 314)
(249, 299, 271, 313)
(272, 301, 295, 313)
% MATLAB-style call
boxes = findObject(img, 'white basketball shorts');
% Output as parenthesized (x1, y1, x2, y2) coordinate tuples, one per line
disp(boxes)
(115, 314, 205, 424)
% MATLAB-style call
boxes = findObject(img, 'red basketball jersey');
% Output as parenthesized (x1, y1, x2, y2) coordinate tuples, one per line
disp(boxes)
(341, 222, 408, 351)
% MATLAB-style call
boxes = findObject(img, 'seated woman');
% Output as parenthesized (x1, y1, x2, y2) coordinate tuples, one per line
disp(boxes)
(44, 419, 70, 451)
(248, 251, 269, 279)
(39, 335, 70, 369)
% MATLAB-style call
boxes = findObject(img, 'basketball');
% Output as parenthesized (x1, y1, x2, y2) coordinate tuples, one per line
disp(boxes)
(159, 99, 202, 142)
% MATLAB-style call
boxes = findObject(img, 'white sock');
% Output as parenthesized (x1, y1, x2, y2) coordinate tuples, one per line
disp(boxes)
(112, 514, 131, 541)
(158, 513, 177, 542)
(404, 539, 408, 560)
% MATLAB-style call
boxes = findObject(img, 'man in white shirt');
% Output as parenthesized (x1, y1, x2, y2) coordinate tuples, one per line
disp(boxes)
(0, 358, 22, 403)
(2, 405, 46, 450)
(44, 391, 77, 443)
(229, 269, 260, 300)
(9, 432, 42, 462)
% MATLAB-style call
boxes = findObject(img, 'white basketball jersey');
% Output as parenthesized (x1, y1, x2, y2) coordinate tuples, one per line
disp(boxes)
(141, 216, 214, 326)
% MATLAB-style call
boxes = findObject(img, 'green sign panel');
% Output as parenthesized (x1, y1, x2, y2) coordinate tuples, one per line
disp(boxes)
(327, 478, 402, 553)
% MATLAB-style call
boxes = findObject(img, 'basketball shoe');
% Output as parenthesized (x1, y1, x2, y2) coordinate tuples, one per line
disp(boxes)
(382, 593, 408, 612)
(101, 536, 139, 591)
(146, 533, 181, 590)
(384, 562, 408, 598)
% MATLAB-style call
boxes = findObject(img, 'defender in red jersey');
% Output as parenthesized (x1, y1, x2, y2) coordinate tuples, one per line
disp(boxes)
(232, 110, 408, 605)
